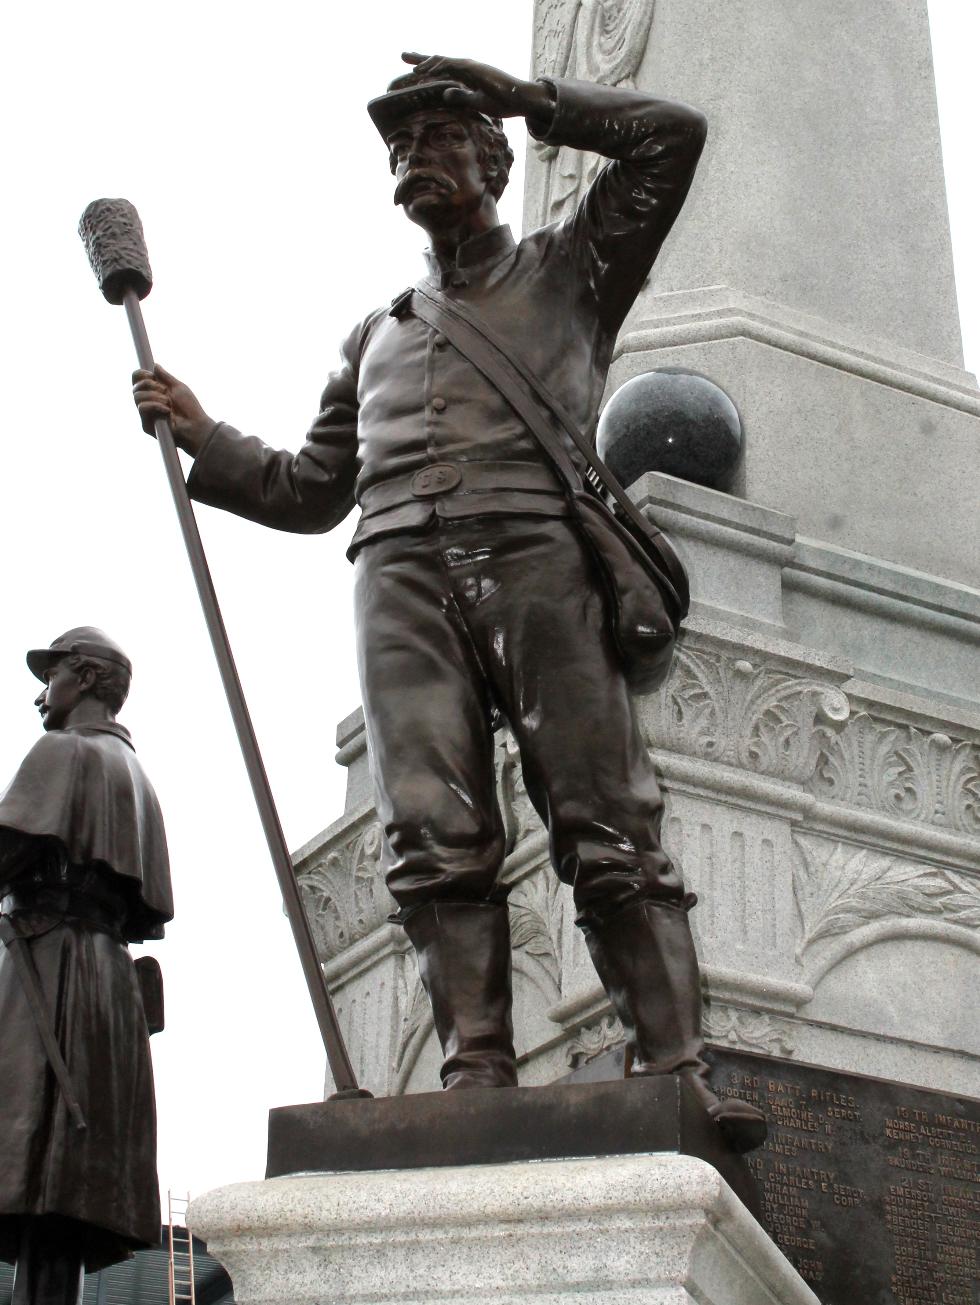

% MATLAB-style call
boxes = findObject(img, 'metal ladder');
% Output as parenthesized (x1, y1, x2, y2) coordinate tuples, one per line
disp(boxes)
(167, 1191, 196, 1305)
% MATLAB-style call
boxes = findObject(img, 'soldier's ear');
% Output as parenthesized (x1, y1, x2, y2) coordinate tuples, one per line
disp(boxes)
(76, 664, 98, 693)
(482, 151, 507, 200)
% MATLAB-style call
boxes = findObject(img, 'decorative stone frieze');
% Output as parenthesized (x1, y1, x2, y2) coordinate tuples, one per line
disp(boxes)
(810, 711, 980, 836)
(791, 834, 980, 962)
(703, 1006, 796, 1058)
(645, 644, 850, 785)
(565, 1013, 625, 1069)
(296, 818, 387, 960)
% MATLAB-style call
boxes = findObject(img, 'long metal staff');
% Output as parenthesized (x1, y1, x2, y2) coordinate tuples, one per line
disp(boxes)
(78, 198, 367, 1098)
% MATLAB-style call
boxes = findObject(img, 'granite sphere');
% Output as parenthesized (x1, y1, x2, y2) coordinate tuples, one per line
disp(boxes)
(597, 370, 742, 491)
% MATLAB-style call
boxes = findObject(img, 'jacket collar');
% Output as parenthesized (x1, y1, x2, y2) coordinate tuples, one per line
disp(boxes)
(423, 224, 516, 279)
(65, 721, 135, 751)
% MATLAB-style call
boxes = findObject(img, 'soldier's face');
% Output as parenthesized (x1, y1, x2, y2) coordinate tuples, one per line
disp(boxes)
(388, 109, 490, 231)
(35, 660, 84, 731)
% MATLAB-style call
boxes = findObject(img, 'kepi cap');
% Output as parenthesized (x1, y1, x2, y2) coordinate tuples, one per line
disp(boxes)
(368, 70, 502, 142)
(27, 626, 133, 682)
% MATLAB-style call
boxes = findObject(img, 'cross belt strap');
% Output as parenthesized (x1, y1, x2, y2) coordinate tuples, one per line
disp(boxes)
(391, 283, 688, 614)
(0, 916, 87, 1130)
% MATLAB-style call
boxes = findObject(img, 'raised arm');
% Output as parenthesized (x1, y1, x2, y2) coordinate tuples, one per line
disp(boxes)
(398, 53, 706, 333)
(540, 78, 707, 331)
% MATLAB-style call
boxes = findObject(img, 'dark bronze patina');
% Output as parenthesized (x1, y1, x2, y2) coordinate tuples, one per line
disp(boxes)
(0, 630, 173, 1304)
(266, 1075, 762, 1219)
(130, 53, 766, 1149)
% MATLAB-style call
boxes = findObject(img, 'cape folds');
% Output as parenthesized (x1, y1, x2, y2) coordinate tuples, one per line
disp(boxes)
(0, 724, 173, 940)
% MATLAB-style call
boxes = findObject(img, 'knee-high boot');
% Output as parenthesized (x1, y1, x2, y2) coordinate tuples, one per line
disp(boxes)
(581, 898, 767, 1152)
(402, 900, 518, 1090)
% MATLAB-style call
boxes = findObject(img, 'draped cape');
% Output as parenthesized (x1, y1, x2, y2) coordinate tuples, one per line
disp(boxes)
(0, 723, 172, 939)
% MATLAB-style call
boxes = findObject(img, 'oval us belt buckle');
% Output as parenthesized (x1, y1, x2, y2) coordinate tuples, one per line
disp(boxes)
(410, 462, 463, 497)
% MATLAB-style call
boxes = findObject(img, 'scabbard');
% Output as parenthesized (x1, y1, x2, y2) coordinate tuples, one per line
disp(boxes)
(0, 917, 87, 1131)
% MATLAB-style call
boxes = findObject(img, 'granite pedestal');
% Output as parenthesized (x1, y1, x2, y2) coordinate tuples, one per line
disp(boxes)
(189, 1151, 819, 1305)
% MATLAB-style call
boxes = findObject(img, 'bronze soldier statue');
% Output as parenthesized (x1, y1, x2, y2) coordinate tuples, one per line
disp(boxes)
(0, 629, 173, 1305)
(133, 53, 765, 1148)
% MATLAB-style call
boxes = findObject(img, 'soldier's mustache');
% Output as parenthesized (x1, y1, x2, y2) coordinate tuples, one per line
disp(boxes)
(394, 170, 458, 206)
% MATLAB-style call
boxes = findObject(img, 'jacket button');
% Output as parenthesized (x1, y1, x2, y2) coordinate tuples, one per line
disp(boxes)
(431, 396, 447, 412)
(433, 334, 448, 348)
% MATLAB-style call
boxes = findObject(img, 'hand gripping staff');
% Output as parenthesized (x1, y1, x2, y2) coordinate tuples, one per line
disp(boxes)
(78, 198, 368, 1099)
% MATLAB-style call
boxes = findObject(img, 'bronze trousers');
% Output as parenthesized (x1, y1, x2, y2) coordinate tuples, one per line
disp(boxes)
(354, 515, 685, 921)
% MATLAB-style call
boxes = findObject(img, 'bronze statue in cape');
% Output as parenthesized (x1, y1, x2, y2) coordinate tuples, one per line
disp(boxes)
(0, 628, 172, 1305)
(133, 52, 766, 1149)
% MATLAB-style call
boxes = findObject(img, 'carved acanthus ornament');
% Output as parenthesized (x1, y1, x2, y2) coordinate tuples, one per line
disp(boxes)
(704, 1007, 796, 1057)
(566, 1013, 625, 1068)
(792, 836, 980, 961)
(533, 0, 657, 220)
(567, 1006, 795, 1066)
(296, 822, 390, 961)
(647, 647, 850, 784)
(811, 712, 980, 836)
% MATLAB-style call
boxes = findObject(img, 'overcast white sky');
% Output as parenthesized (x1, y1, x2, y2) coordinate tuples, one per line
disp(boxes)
(0, 1, 977, 1206)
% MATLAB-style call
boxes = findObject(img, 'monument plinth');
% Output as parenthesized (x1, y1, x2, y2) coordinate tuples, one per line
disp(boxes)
(190, 1153, 818, 1305)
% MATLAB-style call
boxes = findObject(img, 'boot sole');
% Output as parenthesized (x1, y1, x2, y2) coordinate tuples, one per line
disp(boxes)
(710, 1106, 769, 1154)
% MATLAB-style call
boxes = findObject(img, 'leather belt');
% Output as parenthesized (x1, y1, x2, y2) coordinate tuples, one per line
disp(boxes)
(359, 459, 564, 516)
(1, 885, 127, 935)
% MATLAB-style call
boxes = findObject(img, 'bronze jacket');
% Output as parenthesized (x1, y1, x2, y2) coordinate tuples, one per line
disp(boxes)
(187, 78, 707, 552)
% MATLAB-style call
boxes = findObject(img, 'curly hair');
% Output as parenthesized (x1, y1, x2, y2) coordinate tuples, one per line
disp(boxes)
(64, 652, 131, 715)
(467, 117, 514, 201)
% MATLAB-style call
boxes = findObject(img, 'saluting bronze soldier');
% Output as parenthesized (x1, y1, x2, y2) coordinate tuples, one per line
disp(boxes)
(133, 53, 764, 1148)
(0, 629, 172, 1305)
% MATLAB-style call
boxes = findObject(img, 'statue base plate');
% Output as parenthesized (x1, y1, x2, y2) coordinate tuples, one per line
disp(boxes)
(266, 1074, 761, 1217)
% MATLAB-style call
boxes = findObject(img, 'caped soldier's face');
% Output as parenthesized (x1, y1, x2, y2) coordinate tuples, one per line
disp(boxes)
(35, 660, 85, 732)
(388, 109, 493, 233)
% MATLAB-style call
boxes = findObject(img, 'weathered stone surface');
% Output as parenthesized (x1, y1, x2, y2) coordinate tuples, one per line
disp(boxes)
(189, 1153, 820, 1305)
(526, 1, 980, 588)
(527, 1, 960, 365)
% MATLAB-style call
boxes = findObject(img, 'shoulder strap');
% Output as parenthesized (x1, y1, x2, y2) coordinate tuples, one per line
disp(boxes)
(403, 282, 673, 552)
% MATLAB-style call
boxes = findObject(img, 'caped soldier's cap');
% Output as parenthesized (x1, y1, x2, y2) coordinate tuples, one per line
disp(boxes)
(26, 627, 133, 682)
(367, 70, 503, 142)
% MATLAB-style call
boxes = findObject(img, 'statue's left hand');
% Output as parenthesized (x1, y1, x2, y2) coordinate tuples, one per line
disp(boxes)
(401, 52, 556, 127)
